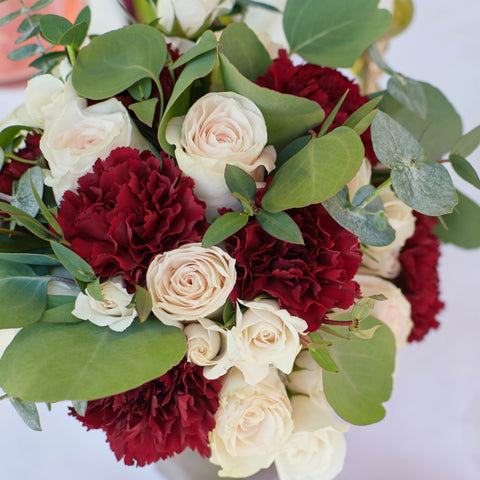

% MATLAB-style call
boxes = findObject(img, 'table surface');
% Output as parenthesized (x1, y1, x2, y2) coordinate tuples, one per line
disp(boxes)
(0, 0, 479, 479)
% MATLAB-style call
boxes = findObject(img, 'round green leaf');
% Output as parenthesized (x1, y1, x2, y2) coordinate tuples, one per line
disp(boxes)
(0, 319, 186, 402)
(323, 317, 396, 425)
(72, 24, 167, 100)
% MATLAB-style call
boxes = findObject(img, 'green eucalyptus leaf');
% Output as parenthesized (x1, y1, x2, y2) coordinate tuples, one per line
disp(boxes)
(72, 400, 87, 416)
(0, 276, 50, 328)
(449, 154, 480, 189)
(75, 6, 91, 27)
(159, 49, 217, 154)
(39, 14, 73, 44)
(29, 51, 66, 70)
(202, 212, 249, 248)
(225, 165, 257, 200)
(9, 397, 42, 431)
(127, 77, 152, 101)
(15, 26, 41, 44)
(135, 285, 152, 323)
(322, 186, 395, 246)
(262, 127, 364, 212)
(276, 136, 311, 170)
(0, 319, 186, 402)
(452, 125, 480, 158)
(0, 253, 59, 266)
(30, 0, 53, 11)
(170, 30, 218, 70)
(0, 146, 4, 172)
(11, 166, 44, 219)
(344, 96, 382, 130)
(284, 0, 391, 67)
(0, 9, 21, 27)
(434, 191, 480, 249)
(0, 259, 36, 278)
(323, 316, 396, 425)
(50, 241, 95, 283)
(353, 109, 378, 135)
(220, 54, 324, 150)
(0, 125, 33, 149)
(387, 76, 427, 120)
(58, 21, 88, 47)
(368, 43, 396, 76)
(371, 111, 424, 168)
(255, 210, 304, 245)
(73, 24, 167, 100)
(85, 278, 104, 302)
(220, 22, 272, 81)
(39, 299, 80, 324)
(309, 346, 338, 373)
(380, 82, 462, 160)
(8, 43, 43, 61)
(129, 98, 158, 127)
(391, 161, 457, 216)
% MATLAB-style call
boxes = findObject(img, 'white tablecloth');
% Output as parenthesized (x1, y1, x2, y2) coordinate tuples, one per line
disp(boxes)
(0, 0, 479, 478)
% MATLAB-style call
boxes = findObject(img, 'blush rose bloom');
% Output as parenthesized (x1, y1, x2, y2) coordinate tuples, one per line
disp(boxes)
(41, 97, 150, 201)
(360, 187, 416, 278)
(355, 274, 413, 348)
(72, 277, 137, 332)
(166, 91, 276, 219)
(275, 395, 348, 480)
(184, 318, 232, 379)
(156, 0, 234, 37)
(227, 299, 307, 385)
(209, 368, 293, 478)
(146, 243, 236, 328)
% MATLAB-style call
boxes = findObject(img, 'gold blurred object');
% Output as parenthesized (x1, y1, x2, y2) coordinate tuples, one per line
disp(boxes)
(353, 0, 414, 95)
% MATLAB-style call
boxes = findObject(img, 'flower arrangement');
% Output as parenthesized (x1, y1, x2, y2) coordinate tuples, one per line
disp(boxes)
(0, 1, 479, 479)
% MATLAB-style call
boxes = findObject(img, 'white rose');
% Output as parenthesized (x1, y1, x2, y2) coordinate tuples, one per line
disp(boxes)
(166, 91, 276, 219)
(156, 0, 235, 37)
(184, 318, 232, 379)
(360, 187, 416, 278)
(0, 328, 21, 359)
(243, 0, 288, 52)
(227, 299, 307, 385)
(72, 277, 136, 332)
(41, 97, 149, 201)
(355, 274, 413, 348)
(286, 349, 325, 402)
(275, 395, 348, 480)
(347, 158, 372, 202)
(146, 243, 236, 328)
(209, 368, 293, 478)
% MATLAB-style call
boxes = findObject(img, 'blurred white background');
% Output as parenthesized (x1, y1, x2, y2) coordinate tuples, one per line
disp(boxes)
(0, 0, 479, 479)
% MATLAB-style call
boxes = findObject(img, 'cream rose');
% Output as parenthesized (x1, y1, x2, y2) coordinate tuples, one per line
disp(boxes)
(72, 277, 136, 332)
(209, 368, 293, 478)
(184, 318, 232, 379)
(355, 274, 413, 348)
(227, 299, 307, 385)
(156, 0, 235, 37)
(166, 91, 276, 219)
(0, 328, 21, 359)
(146, 243, 236, 328)
(275, 395, 348, 480)
(360, 187, 416, 278)
(347, 158, 372, 202)
(41, 97, 149, 201)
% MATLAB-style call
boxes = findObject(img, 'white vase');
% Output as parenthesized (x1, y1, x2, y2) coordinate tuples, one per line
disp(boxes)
(155, 449, 278, 480)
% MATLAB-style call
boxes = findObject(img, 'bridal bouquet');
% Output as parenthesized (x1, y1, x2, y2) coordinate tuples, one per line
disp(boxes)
(0, 0, 479, 478)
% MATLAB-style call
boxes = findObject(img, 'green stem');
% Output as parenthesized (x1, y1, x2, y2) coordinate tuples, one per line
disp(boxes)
(18, 0, 47, 55)
(0, 394, 8, 401)
(355, 177, 392, 212)
(0, 193, 13, 203)
(5, 153, 37, 165)
(153, 77, 165, 119)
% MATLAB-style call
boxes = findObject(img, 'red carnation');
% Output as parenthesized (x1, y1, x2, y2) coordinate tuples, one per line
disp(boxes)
(225, 198, 362, 332)
(256, 50, 378, 165)
(57, 147, 207, 289)
(0, 131, 41, 195)
(395, 213, 444, 342)
(72, 361, 222, 467)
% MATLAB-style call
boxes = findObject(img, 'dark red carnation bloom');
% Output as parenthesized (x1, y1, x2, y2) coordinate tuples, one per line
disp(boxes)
(225, 194, 362, 332)
(57, 147, 207, 289)
(71, 360, 222, 467)
(0, 131, 42, 195)
(256, 50, 378, 165)
(395, 213, 444, 342)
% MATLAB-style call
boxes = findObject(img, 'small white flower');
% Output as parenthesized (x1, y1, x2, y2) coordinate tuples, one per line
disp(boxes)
(227, 299, 307, 385)
(72, 277, 136, 332)
(166, 91, 276, 219)
(275, 395, 348, 480)
(184, 318, 232, 379)
(146, 243, 236, 328)
(209, 368, 293, 478)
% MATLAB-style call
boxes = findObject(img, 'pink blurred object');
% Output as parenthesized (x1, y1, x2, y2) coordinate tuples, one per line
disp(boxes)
(0, 0, 85, 86)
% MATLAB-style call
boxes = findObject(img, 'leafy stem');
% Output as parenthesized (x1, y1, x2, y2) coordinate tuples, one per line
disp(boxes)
(18, 0, 48, 56)
(5, 153, 38, 165)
